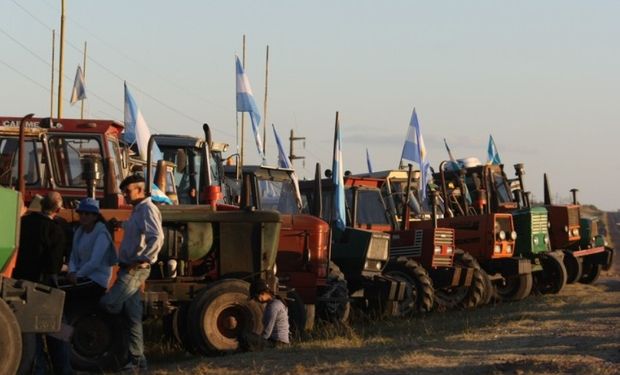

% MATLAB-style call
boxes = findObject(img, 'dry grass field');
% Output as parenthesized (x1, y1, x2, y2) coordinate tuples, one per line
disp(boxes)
(142, 212, 620, 375)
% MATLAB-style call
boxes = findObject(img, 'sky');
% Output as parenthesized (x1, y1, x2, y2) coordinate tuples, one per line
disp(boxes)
(1, 1, 619, 210)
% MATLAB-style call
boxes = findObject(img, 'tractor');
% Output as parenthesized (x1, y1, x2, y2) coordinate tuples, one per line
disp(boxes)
(434, 161, 533, 302)
(543, 174, 613, 284)
(348, 170, 485, 310)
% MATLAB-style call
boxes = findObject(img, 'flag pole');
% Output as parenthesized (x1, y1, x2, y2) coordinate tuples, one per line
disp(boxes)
(50, 29, 55, 119)
(80, 41, 87, 119)
(57, 0, 66, 118)
(240, 34, 246, 172)
(262, 45, 269, 156)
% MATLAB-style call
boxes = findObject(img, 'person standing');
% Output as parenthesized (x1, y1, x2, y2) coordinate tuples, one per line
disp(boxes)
(100, 174, 164, 371)
(13, 191, 73, 375)
(67, 198, 117, 301)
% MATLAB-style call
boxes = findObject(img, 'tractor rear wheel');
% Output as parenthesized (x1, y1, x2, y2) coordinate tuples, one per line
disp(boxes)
(535, 252, 568, 294)
(562, 250, 583, 284)
(435, 251, 485, 309)
(579, 262, 602, 284)
(286, 290, 307, 340)
(494, 272, 533, 301)
(187, 279, 263, 355)
(0, 298, 22, 375)
(317, 262, 350, 324)
(384, 258, 434, 315)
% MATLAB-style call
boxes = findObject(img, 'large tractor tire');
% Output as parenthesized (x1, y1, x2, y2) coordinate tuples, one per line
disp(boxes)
(435, 251, 485, 309)
(479, 269, 495, 305)
(68, 307, 129, 372)
(580, 262, 602, 284)
(286, 290, 307, 341)
(317, 262, 350, 324)
(562, 250, 583, 284)
(384, 258, 434, 315)
(494, 272, 533, 302)
(535, 252, 568, 294)
(186, 279, 263, 355)
(0, 298, 22, 375)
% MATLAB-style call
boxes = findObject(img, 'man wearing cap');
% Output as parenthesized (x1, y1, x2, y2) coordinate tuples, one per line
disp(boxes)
(100, 174, 164, 371)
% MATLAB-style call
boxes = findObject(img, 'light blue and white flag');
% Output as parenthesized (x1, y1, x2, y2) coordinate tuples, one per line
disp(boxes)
(151, 184, 173, 205)
(70, 65, 87, 105)
(332, 118, 346, 231)
(272, 124, 302, 207)
(235, 56, 263, 159)
(123, 82, 161, 162)
(400, 108, 430, 202)
(366, 148, 373, 174)
(487, 134, 502, 165)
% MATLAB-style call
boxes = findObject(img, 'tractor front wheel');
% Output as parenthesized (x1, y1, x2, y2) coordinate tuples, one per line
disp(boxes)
(187, 279, 263, 355)
(535, 252, 568, 294)
(435, 251, 485, 309)
(0, 298, 22, 375)
(286, 290, 307, 340)
(384, 258, 434, 315)
(317, 262, 350, 324)
(494, 272, 533, 301)
(562, 250, 583, 284)
(580, 262, 602, 284)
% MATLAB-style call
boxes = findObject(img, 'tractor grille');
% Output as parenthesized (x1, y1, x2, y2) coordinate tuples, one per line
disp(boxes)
(531, 212, 548, 234)
(568, 207, 580, 226)
(495, 215, 512, 234)
(432, 255, 452, 268)
(434, 229, 454, 246)
(368, 232, 390, 261)
(390, 229, 423, 259)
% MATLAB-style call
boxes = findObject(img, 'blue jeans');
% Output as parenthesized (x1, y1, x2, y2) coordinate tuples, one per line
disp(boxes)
(99, 267, 150, 363)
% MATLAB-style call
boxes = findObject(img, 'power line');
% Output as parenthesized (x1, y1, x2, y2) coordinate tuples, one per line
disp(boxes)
(0, 58, 49, 92)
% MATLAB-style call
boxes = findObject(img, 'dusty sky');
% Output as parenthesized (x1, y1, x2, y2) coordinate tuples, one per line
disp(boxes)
(1, 0, 618, 210)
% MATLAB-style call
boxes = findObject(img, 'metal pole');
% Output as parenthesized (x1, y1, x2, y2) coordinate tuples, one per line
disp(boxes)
(50, 30, 55, 119)
(262, 45, 269, 156)
(240, 34, 246, 172)
(18, 114, 35, 197)
(57, 0, 65, 118)
(81, 41, 87, 119)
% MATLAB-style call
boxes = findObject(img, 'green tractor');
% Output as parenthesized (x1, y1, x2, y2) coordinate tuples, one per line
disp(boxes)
(0, 187, 66, 375)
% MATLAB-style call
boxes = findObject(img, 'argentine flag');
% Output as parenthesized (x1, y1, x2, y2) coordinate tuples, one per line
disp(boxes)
(400, 108, 430, 202)
(332, 118, 346, 231)
(236, 56, 264, 159)
(123, 82, 162, 162)
(487, 135, 502, 165)
(70, 65, 87, 105)
(272, 124, 302, 207)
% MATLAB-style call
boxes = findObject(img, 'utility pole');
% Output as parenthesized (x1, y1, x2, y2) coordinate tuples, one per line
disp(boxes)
(57, 0, 66, 118)
(288, 129, 305, 167)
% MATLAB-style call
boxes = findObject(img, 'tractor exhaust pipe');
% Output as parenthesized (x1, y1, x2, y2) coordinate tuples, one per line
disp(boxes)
(431, 190, 438, 229)
(543, 173, 552, 205)
(145, 135, 156, 197)
(313, 163, 323, 218)
(202, 123, 219, 209)
(570, 188, 579, 205)
(513, 189, 522, 209)
(402, 163, 413, 230)
(524, 191, 531, 208)
(513, 163, 528, 208)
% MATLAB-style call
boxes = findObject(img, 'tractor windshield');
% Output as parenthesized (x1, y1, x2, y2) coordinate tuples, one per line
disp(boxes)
(346, 188, 391, 226)
(48, 136, 104, 188)
(0, 137, 45, 187)
(492, 171, 512, 204)
(257, 179, 299, 214)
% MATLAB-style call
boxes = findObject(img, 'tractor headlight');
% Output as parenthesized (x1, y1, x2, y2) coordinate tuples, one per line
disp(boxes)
(511, 231, 517, 240)
(533, 237, 540, 245)
(506, 245, 512, 253)
(446, 246, 454, 254)
(499, 230, 506, 240)
(564, 225, 569, 233)
(434, 246, 441, 254)
(273, 263, 278, 276)
(548, 221, 551, 229)
(364, 261, 369, 269)
(494, 245, 501, 254)
(544, 235, 549, 244)
(375, 261, 382, 270)
(571, 228, 579, 237)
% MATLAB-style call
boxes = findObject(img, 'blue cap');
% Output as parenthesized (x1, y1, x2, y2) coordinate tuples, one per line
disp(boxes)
(76, 198, 100, 214)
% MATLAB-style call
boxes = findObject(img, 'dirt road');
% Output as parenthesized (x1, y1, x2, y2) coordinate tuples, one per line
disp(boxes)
(147, 217, 620, 375)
